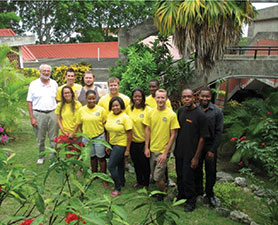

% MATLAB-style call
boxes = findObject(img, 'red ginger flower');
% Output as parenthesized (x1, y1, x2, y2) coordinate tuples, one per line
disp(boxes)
(267, 112, 271, 115)
(261, 142, 265, 146)
(20, 219, 42, 225)
(238, 161, 244, 166)
(230, 137, 237, 141)
(240, 136, 246, 141)
(0, 186, 2, 192)
(65, 212, 86, 224)
(260, 117, 263, 120)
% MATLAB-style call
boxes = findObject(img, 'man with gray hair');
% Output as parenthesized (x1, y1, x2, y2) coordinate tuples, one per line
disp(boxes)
(27, 64, 58, 164)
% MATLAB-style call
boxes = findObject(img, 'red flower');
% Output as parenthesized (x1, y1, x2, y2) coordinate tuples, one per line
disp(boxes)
(65, 212, 86, 224)
(230, 137, 237, 141)
(20, 219, 42, 225)
(79, 142, 84, 147)
(73, 138, 77, 141)
(267, 112, 271, 115)
(0, 186, 2, 192)
(261, 142, 265, 146)
(260, 117, 263, 120)
(240, 136, 246, 141)
(238, 161, 244, 166)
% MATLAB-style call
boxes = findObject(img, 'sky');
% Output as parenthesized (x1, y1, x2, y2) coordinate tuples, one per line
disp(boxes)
(243, 2, 278, 37)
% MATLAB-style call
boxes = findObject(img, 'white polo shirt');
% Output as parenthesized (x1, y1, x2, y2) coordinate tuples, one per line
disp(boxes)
(27, 78, 58, 111)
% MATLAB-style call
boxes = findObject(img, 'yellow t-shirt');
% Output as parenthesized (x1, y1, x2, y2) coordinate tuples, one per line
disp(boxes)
(98, 93, 130, 113)
(143, 107, 180, 153)
(146, 95, 172, 110)
(55, 101, 82, 134)
(76, 105, 107, 138)
(56, 83, 82, 101)
(105, 112, 132, 146)
(126, 105, 150, 143)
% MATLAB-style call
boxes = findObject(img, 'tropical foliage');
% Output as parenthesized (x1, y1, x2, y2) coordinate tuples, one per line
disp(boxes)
(0, 44, 32, 133)
(109, 35, 195, 105)
(154, 0, 257, 84)
(223, 90, 278, 183)
(0, 135, 185, 225)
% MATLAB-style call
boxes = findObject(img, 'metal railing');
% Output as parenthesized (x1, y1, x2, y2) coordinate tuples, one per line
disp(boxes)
(226, 46, 278, 59)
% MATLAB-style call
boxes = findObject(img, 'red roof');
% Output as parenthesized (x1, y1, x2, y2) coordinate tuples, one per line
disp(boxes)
(0, 29, 37, 61)
(0, 29, 119, 61)
(0, 29, 16, 36)
(27, 42, 119, 59)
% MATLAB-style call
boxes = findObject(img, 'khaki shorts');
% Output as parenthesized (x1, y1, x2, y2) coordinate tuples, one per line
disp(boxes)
(150, 152, 169, 182)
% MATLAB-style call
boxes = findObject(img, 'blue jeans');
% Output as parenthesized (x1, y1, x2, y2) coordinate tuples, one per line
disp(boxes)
(108, 145, 126, 191)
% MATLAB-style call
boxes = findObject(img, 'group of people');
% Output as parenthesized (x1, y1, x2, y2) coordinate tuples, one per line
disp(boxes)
(27, 64, 223, 212)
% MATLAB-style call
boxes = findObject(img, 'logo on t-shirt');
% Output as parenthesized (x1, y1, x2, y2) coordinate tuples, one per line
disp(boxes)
(162, 117, 167, 122)
(139, 114, 144, 118)
(95, 112, 100, 116)
(116, 119, 121, 124)
(186, 119, 192, 123)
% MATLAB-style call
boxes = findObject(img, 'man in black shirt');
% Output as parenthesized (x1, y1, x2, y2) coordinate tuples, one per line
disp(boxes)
(174, 89, 208, 212)
(195, 88, 223, 208)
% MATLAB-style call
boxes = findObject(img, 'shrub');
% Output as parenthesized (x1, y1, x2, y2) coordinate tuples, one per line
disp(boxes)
(223, 90, 278, 183)
(51, 63, 92, 86)
(22, 67, 40, 78)
(0, 44, 32, 133)
(214, 182, 242, 209)
(109, 35, 195, 104)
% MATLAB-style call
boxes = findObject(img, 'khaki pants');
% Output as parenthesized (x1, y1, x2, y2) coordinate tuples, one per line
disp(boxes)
(33, 110, 58, 159)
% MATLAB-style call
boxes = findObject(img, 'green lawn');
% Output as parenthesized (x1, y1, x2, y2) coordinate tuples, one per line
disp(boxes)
(0, 119, 272, 225)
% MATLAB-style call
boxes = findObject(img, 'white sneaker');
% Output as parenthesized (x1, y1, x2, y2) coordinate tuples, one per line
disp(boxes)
(37, 158, 44, 165)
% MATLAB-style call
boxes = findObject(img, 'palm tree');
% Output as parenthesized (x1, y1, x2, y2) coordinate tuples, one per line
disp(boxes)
(154, 0, 257, 85)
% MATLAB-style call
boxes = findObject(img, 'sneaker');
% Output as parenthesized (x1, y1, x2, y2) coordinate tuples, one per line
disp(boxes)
(37, 158, 44, 165)
(168, 178, 176, 187)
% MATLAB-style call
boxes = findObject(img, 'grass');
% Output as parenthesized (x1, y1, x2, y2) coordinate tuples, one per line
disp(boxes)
(0, 119, 274, 225)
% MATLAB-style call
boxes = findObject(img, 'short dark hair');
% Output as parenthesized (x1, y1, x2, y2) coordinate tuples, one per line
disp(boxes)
(149, 78, 159, 86)
(131, 88, 146, 110)
(65, 68, 75, 76)
(182, 88, 194, 95)
(109, 96, 125, 111)
(200, 87, 212, 95)
(86, 89, 96, 98)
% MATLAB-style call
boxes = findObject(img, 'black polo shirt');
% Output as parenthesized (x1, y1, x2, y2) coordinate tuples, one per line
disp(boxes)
(174, 106, 208, 161)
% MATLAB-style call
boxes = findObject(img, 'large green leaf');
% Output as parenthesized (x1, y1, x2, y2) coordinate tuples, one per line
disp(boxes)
(35, 192, 45, 214)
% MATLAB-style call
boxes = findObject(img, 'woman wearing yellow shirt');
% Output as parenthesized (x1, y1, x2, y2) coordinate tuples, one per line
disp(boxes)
(127, 89, 150, 189)
(74, 90, 107, 182)
(55, 86, 82, 138)
(105, 96, 132, 197)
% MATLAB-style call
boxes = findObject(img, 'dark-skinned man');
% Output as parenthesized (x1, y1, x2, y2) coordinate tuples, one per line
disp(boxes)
(174, 89, 208, 212)
(195, 88, 223, 208)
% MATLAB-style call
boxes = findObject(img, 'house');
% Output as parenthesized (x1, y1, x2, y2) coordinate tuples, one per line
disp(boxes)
(214, 5, 278, 106)
(0, 29, 35, 68)
(24, 42, 119, 81)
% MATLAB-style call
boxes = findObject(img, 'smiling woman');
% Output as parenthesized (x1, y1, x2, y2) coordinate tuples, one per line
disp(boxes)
(105, 96, 133, 197)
